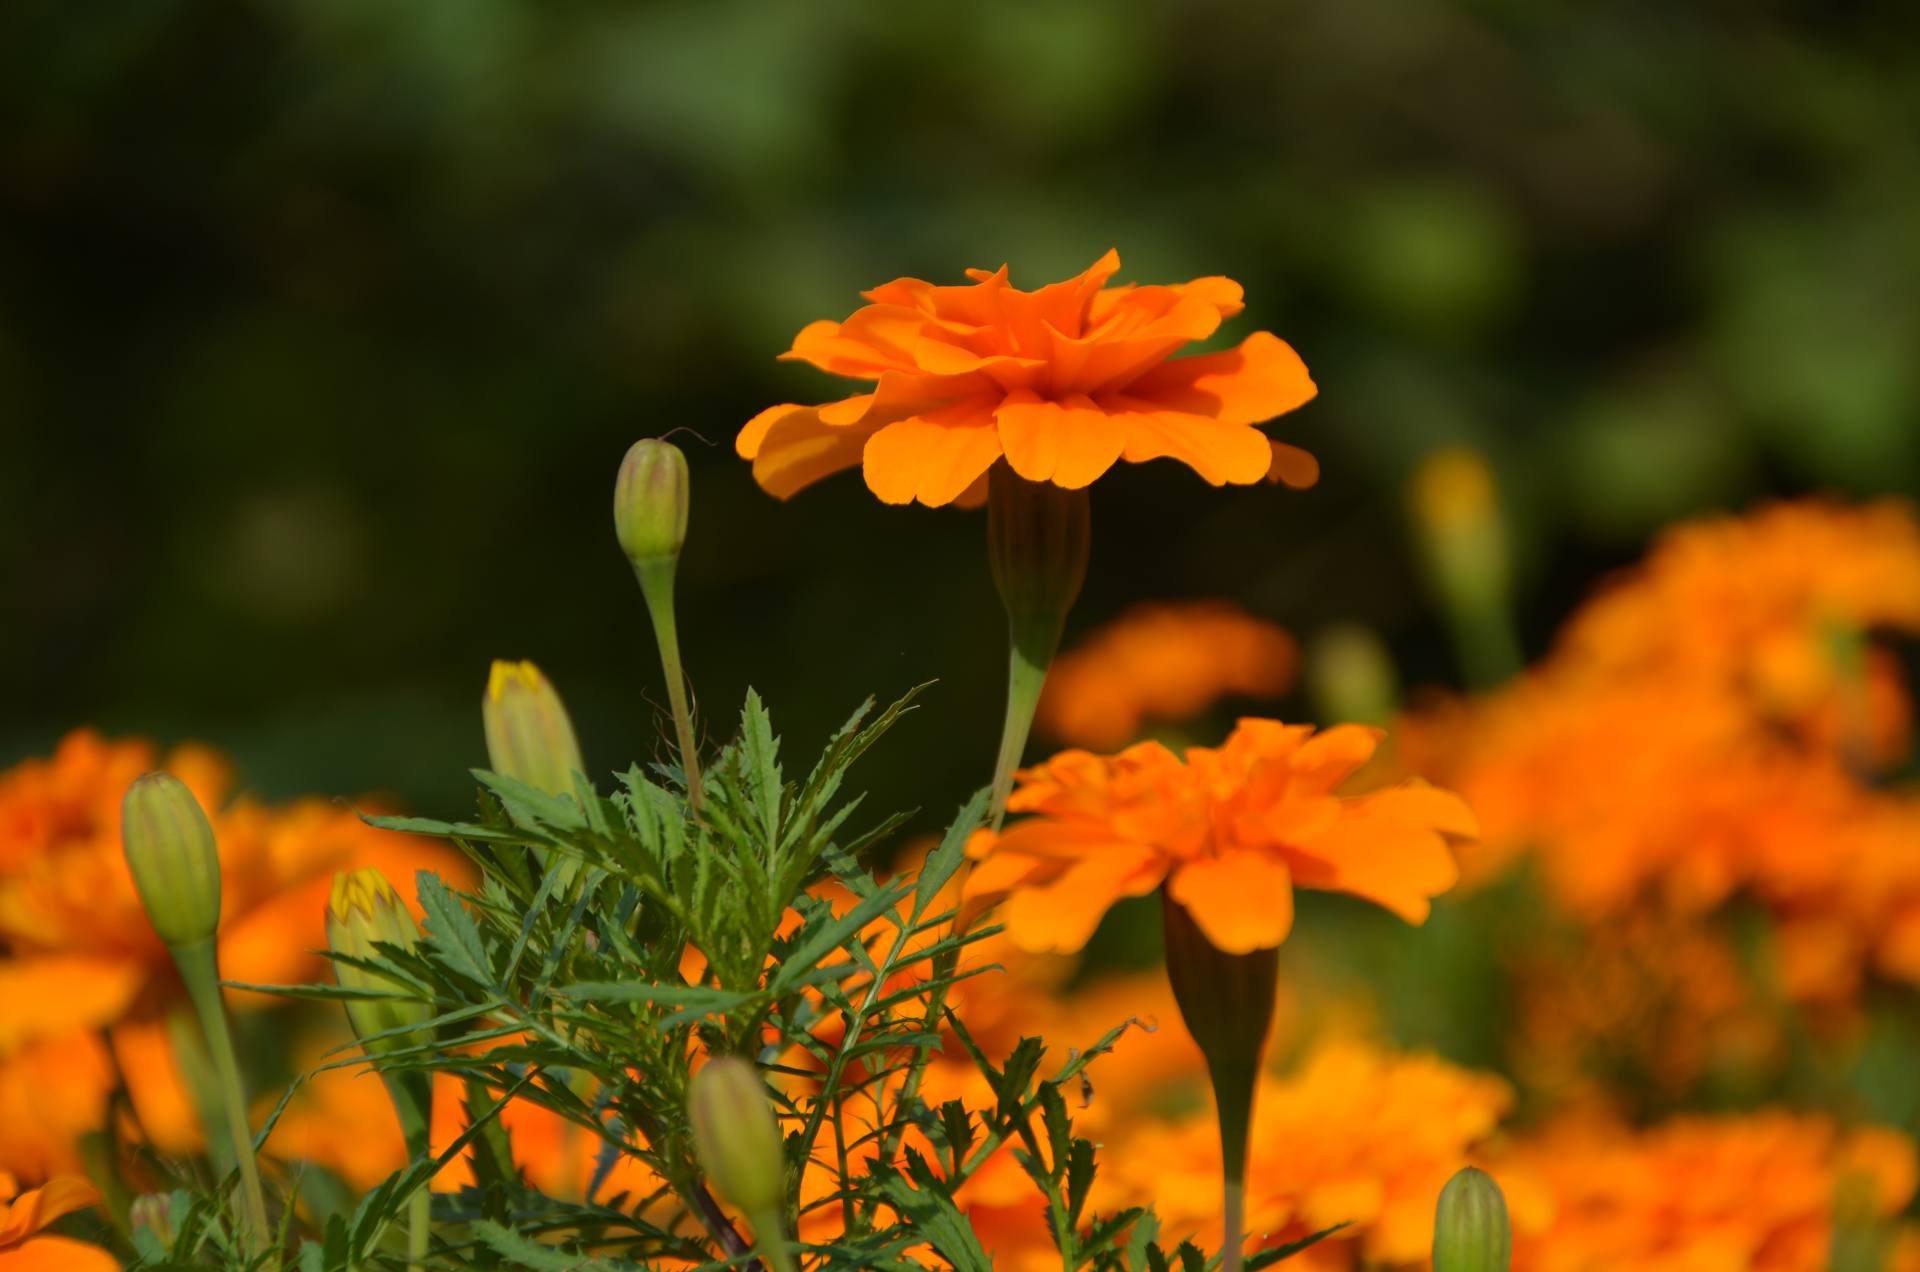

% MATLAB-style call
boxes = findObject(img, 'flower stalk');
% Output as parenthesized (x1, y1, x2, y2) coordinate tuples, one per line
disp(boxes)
(121, 773, 270, 1254)
(986, 465, 1090, 827)
(616, 438, 704, 809)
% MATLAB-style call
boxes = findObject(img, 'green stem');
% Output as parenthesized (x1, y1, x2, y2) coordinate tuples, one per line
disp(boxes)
(987, 633, 1055, 829)
(406, 1187, 430, 1272)
(636, 559, 704, 809)
(747, 1207, 797, 1272)
(386, 1071, 433, 1272)
(172, 939, 269, 1254)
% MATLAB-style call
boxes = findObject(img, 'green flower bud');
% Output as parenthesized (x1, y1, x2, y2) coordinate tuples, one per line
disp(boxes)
(130, 1193, 176, 1248)
(614, 438, 691, 567)
(1308, 623, 1401, 729)
(1433, 1166, 1512, 1272)
(688, 1056, 786, 1216)
(482, 659, 587, 796)
(122, 772, 223, 948)
(326, 868, 431, 1057)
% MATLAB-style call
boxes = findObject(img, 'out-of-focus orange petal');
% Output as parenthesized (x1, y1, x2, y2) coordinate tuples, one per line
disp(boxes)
(1168, 850, 1295, 953)
(0, 1234, 120, 1270)
(0, 1175, 100, 1245)
(862, 399, 1004, 507)
(1266, 441, 1320, 490)
(1124, 331, 1317, 427)
(111, 1019, 201, 1156)
(0, 957, 144, 1052)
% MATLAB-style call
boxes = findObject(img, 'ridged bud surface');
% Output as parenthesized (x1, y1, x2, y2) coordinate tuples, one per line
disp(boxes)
(122, 772, 223, 948)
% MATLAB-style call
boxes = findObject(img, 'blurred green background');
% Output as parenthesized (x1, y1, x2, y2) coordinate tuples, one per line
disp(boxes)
(5, 0, 1919, 824)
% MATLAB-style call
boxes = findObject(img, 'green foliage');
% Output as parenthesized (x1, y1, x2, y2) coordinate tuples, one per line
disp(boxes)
(135, 688, 1337, 1270)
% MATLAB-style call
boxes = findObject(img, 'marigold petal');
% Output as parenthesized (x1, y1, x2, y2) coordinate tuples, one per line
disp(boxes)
(0, 957, 144, 1053)
(1361, 782, 1479, 838)
(1124, 331, 1317, 426)
(862, 399, 1004, 507)
(1001, 846, 1165, 954)
(1293, 819, 1459, 924)
(1289, 724, 1385, 791)
(1110, 404, 1275, 486)
(0, 1234, 120, 1272)
(0, 1176, 100, 1245)
(1167, 851, 1295, 953)
(742, 406, 880, 500)
(994, 392, 1129, 489)
(1267, 441, 1320, 490)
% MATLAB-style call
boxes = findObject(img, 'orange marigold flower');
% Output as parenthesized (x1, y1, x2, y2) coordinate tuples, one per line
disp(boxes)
(0, 1171, 115, 1271)
(962, 719, 1474, 955)
(1500, 1111, 1918, 1272)
(1036, 600, 1299, 750)
(737, 249, 1319, 508)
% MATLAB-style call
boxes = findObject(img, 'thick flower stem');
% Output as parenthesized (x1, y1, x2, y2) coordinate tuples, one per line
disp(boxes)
(388, 1074, 433, 1272)
(1160, 893, 1279, 1272)
(986, 467, 1090, 829)
(636, 558, 705, 810)
(172, 938, 270, 1254)
(988, 633, 1057, 828)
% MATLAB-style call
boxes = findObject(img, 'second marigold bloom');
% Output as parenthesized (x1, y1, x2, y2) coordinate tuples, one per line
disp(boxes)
(738, 250, 1319, 508)
(962, 719, 1476, 954)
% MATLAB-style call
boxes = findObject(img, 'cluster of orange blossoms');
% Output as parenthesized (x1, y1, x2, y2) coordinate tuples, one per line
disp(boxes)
(1398, 500, 1920, 1091)
(1036, 600, 1299, 750)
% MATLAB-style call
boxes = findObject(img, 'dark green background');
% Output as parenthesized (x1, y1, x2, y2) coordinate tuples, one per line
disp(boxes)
(6, 0, 1919, 826)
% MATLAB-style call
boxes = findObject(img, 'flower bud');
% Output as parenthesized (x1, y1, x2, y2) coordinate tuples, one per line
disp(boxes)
(130, 1192, 176, 1248)
(1308, 623, 1401, 729)
(326, 868, 431, 1057)
(1409, 446, 1519, 688)
(122, 772, 222, 948)
(688, 1056, 786, 1216)
(482, 659, 587, 796)
(988, 465, 1090, 661)
(1432, 1166, 1512, 1272)
(614, 438, 690, 567)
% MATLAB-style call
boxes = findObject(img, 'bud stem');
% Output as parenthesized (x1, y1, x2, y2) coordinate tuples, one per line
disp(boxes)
(747, 1208, 796, 1272)
(988, 637, 1054, 829)
(172, 938, 270, 1253)
(636, 558, 705, 810)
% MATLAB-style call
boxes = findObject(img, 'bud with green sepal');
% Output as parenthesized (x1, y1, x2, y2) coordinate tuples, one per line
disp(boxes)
(615, 438, 704, 808)
(985, 464, 1090, 827)
(120, 773, 269, 1254)
(1409, 447, 1520, 689)
(482, 659, 587, 797)
(328, 868, 435, 1270)
(689, 1056, 793, 1272)
(1432, 1166, 1512, 1272)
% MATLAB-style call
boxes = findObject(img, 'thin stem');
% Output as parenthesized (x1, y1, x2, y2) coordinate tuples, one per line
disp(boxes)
(173, 939, 269, 1254)
(747, 1207, 798, 1272)
(636, 559, 704, 809)
(987, 635, 1054, 829)
(406, 1187, 430, 1272)
(1222, 1176, 1246, 1272)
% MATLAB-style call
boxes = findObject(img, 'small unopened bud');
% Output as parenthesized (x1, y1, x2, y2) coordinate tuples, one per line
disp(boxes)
(615, 438, 690, 567)
(122, 772, 222, 948)
(688, 1056, 786, 1216)
(1308, 623, 1401, 729)
(130, 1192, 176, 1248)
(1433, 1166, 1512, 1272)
(326, 869, 431, 1057)
(1409, 446, 1519, 688)
(482, 659, 587, 795)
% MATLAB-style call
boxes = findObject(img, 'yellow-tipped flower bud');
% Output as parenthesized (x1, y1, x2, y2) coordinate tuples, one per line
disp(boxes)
(326, 868, 431, 1057)
(614, 438, 691, 567)
(122, 772, 222, 948)
(130, 1193, 175, 1247)
(482, 659, 587, 796)
(688, 1056, 786, 1216)
(1433, 1166, 1512, 1272)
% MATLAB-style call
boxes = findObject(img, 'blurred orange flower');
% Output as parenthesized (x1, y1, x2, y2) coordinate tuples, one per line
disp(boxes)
(0, 1171, 115, 1271)
(1036, 601, 1299, 750)
(1501, 1111, 1917, 1272)
(1091, 1038, 1512, 1268)
(0, 730, 470, 1179)
(737, 249, 1318, 508)
(963, 719, 1474, 954)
